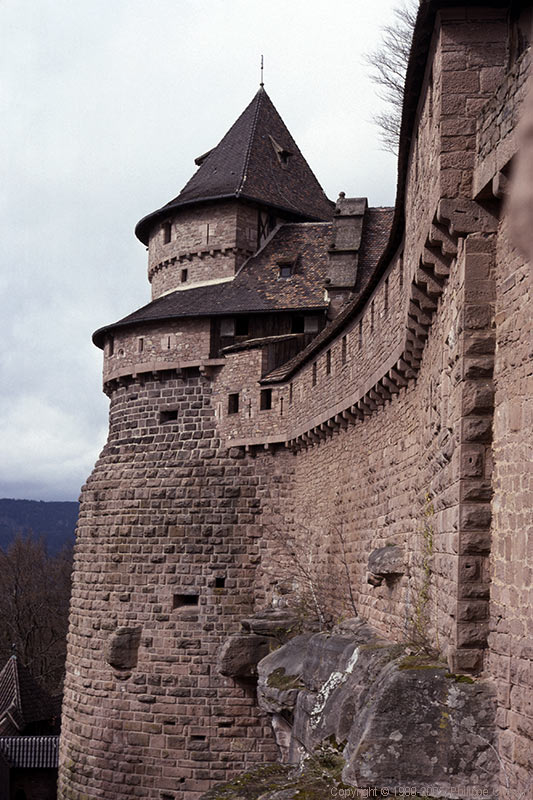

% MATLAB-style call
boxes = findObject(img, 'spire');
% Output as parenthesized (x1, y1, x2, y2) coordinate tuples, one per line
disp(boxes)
(260, 55, 264, 88)
(135, 87, 334, 244)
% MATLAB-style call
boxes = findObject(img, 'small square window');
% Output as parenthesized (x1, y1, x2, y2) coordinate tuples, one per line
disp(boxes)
(215, 577, 225, 588)
(260, 388, 272, 410)
(173, 593, 199, 609)
(161, 409, 178, 423)
(278, 262, 293, 278)
(228, 393, 239, 415)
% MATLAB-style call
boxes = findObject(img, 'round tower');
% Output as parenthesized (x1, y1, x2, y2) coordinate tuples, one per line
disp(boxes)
(58, 87, 333, 800)
(135, 87, 333, 299)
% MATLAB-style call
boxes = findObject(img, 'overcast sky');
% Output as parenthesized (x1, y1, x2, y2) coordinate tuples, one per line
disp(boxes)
(1, 0, 400, 502)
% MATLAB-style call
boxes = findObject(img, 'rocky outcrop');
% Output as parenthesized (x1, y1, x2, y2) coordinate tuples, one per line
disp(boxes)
(217, 609, 299, 679)
(256, 620, 498, 800)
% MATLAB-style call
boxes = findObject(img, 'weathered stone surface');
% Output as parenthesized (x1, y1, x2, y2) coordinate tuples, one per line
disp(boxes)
(367, 545, 405, 585)
(241, 609, 299, 639)
(105, 626, 142, 670)
(217, 633, 271, 678)
(257, 626, 498, 799)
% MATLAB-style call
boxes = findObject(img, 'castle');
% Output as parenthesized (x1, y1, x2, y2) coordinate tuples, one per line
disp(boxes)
(58, 1, 532, 798)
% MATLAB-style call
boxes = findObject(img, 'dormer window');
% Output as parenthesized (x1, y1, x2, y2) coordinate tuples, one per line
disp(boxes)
(269, 135, 293, 167)
(278, 261, 294, 279)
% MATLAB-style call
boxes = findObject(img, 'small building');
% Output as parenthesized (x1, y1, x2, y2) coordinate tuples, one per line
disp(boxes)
(0, 656, 60, 800)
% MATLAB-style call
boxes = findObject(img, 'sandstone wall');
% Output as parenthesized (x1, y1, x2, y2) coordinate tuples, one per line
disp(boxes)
(59, 8, 533, 800)
(148, 203, 258, 298)
(488, 215, 533, 797)
(58, 373, 280, 800)
(103, 319, 215, 384)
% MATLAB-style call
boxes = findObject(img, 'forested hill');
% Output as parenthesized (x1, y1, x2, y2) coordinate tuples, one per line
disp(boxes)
(0, 499, 78, 553)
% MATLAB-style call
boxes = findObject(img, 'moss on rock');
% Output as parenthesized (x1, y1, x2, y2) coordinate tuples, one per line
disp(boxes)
(266, 667, 304, 690)
(200, 742, 351, 800)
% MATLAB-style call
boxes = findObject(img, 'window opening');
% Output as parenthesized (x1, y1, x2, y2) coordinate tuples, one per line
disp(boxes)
(108, 336, 114, 356)
(220, 318, 236, 337)
(173, 593, 199, 609)
(278, 261, 293, 278)
(228, 393, 239, 415)
(163, 221, 172, 244)
(181, 268, 188, 283)
(312, 362, 317, 386)
(235, 316, 249, 337)
(260, 388, 272, 410)
(280, 397, 284, 417)
(304, 316, 320, 334)
(291, 316, 304, 334)
(358, 319, 363, 350)
(399, 254, 404, 288)
(138, 337, 144, 353)
(326, 349, 331, 375)
(370, 301, 375, 332)
(161, 409, 178, 424)
(289, 383, 293, 405)
(215, 577, 225, 588)
(384, 277, 389, 313)
(269, 135, 293, 166)
(342, 335, 347, 365)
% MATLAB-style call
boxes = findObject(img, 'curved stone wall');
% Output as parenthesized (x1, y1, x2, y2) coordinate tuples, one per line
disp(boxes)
(58, 371, 279, 800)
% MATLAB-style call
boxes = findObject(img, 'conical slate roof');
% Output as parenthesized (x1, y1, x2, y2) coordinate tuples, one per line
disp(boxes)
(135, 87, 334, 244)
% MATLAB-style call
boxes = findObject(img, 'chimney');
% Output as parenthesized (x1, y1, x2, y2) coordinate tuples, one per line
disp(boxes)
(326, 193, 367, 316)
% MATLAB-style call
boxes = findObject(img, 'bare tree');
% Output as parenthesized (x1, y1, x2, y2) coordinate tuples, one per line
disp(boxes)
(264, 522, 357, 630)
(0, 533, 72, 694)
(365, 1, 419, 153)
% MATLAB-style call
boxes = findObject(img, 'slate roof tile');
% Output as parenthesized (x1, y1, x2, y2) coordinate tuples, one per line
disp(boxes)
(0, 657, 57, 733)
(135, 88, 334, 244)
(94, 208, 393, 349)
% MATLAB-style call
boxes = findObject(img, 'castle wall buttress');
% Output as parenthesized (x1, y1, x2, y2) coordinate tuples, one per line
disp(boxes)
(58, 371, 280, 800)
(488, 215, 533, 796)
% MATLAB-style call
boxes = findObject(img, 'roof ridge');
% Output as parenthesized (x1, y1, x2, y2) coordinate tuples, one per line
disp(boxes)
(11, 657, 21, 716)
(237, 88, 264, 197)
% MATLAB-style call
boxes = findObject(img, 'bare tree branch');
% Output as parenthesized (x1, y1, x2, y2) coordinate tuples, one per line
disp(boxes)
(365, 1, 418, 153)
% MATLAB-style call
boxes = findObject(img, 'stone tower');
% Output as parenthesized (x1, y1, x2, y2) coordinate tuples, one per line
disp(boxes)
(57, 88, 343, 800)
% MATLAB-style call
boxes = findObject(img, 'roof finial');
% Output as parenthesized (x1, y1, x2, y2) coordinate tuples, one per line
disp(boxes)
(260, 54, 264, 88)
